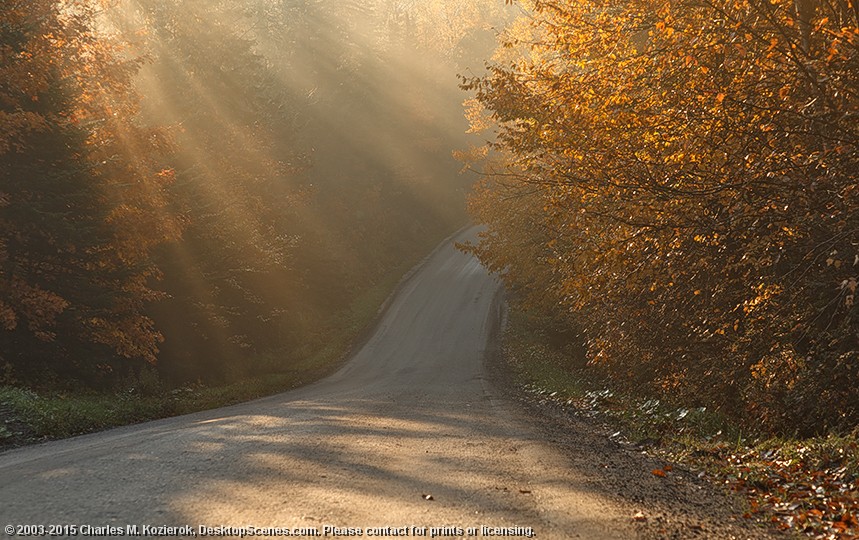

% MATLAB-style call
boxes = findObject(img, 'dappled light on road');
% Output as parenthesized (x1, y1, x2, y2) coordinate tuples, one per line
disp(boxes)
(0, 230, 629, 539)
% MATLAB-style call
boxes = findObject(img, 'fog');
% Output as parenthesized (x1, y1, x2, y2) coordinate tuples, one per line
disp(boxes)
(103, 0, 509, 383)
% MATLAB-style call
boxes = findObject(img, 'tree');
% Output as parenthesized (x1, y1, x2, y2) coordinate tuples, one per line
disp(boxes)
(1, 0, 179, 385)
(463, 0, 858, 433)
(116, 0, 308, 381)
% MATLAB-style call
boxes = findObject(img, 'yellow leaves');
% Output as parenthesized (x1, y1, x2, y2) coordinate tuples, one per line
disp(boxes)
(743, 284, 783, 315)
(463, 98, 492, 133)
(452, 144, 490, 169)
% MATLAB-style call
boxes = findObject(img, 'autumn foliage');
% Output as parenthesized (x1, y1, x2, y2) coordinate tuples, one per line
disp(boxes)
(1, 0, 179, 383)
(464, 0, 859, 434)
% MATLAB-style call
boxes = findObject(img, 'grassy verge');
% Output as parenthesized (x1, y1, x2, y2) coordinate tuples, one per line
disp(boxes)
(503, 306, 859, 538)
(0, 231, 454, 450)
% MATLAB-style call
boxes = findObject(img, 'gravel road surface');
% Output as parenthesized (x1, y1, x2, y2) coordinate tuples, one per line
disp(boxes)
(0, 228, 774, 539)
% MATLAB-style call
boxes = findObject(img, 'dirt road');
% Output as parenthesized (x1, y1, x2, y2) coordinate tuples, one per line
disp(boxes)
(0, 228, 772, 539)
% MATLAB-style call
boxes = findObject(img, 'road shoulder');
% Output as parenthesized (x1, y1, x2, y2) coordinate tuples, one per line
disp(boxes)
(483, 302, 778, 540)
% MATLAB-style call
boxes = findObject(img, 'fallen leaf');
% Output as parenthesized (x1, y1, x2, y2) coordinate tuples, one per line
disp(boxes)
(652, 469, 666, 477)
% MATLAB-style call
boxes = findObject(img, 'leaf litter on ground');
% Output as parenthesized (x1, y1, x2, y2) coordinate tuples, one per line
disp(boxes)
(508, 339, 859, 538)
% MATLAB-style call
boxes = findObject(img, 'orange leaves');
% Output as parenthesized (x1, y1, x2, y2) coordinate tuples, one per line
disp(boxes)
(466, 0, 859, 441)
(1, 0, 184, 379)
(827, 40, 845, 62)
(840, 277, 857, 307)
(9, 280, 70, 341)
(155, 168, 176, 183)
(0, 301, 17, 332)
(651, 464, 674, 478)
(654, 20, 675, 37)
(713, 443, 859, 538)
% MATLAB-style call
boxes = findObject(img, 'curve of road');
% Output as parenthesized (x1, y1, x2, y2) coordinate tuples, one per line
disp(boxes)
(0, 228, 637, 538)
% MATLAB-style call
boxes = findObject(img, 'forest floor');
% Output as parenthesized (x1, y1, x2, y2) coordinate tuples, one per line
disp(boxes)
(499, 307, 859, 540)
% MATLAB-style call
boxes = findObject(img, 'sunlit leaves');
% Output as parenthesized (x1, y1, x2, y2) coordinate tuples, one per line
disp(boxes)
(1, 0, 179, 380)
(464, 0, 858, 434)
(690, 438, 859, 537)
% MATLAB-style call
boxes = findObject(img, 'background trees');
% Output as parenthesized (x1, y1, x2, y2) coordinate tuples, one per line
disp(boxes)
(2, 0, 502, 389)
(464, 0, 858, 434)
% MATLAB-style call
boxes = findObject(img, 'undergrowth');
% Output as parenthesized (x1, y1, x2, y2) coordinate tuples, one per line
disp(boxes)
(0, 249, 433, 449)
(504, 307, 859, 539)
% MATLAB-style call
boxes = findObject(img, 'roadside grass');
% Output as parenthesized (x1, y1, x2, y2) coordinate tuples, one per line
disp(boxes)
(503, 307, 859, 539)
(0, 235, 448, 449)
